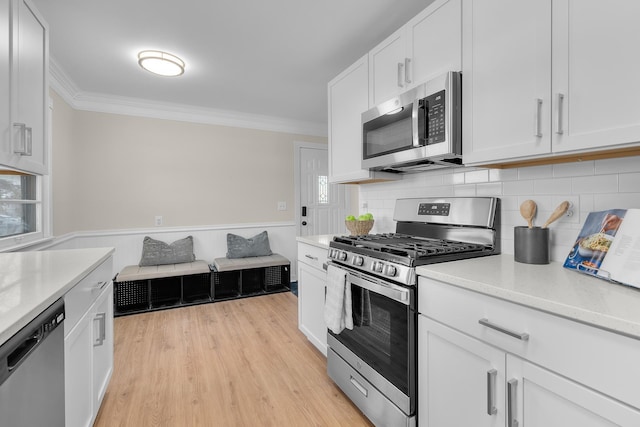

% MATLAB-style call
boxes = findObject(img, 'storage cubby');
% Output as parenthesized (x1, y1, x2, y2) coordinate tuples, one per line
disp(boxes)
(114, 260, 291, 316)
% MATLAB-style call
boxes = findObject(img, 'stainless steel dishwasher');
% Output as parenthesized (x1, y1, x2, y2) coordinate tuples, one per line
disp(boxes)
(0, 298, 65, 427)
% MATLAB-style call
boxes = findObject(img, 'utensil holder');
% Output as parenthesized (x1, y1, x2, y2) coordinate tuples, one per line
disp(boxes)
(514, 226, 550, 264)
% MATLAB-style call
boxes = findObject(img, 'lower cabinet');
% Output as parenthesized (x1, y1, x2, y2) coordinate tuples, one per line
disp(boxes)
(297, 241, 328, 355)
(64, 257, 113, 427)
(418, 276, 640, 426)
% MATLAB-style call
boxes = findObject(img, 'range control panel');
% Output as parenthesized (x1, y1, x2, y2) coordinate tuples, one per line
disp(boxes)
(418, 202, 450, 216)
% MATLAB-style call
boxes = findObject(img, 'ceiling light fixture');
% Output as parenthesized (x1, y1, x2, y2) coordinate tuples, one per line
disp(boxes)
(137, 50, 185, 77)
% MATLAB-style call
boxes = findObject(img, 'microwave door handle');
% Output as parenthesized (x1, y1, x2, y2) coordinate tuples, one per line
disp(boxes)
(412, 98, 421, 147)
(347, 272, 410, 305)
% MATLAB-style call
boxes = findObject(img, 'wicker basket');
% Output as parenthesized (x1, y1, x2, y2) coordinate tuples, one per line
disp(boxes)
(345, 220, 374, 236)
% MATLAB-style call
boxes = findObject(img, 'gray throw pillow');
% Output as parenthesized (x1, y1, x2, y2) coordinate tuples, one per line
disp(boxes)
(226, 231, 272, 259)
(139, 236, 196, 266)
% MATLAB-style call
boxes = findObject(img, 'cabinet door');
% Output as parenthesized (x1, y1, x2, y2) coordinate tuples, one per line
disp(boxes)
(92, 282, 114, 411)
(65, 312, 94, 427)
(328, 54, 371, 184)
(462, 0, 552, 165)
(1, 1, 9, 164)
(297, 262, 327, 355)
(10, 0, 47, 174)
(406, 0, 461, 86)
(552, 1, 640, 153)
(419, 316, 505, 427)
(369, 28, 406, 106)
(507, 355, 640, 427)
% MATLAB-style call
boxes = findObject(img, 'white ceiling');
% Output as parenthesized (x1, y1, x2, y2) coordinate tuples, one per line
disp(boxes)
(31, 0, 432, 136)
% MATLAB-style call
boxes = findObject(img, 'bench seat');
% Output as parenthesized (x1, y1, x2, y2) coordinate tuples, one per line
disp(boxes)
(212, 253, 289, 272)
(116, 260, 210, 282)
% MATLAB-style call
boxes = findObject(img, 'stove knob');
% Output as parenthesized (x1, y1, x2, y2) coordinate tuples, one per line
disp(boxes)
(352, 256, 364, 267)
(370, 261, 378, 272)
(385, 265, 397, 277)
(328, 249, 334, 259)
(375, 262, 384, 273)
(338, 251, 347, 261)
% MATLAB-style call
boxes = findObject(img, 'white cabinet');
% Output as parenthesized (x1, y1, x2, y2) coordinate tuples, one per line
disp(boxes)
(64, 256, 114, 427)
(463, 0, 640, 166)
(327, 0, 461, 184)
(418, 276, 640, 426)
(419, 316, 505, 427)
(328, 55, 396, 184)
(0, 0, 47, 175)
(297, 241, 328, 355)
(369, 0, 461, 106)
(551, 0, 640, 154)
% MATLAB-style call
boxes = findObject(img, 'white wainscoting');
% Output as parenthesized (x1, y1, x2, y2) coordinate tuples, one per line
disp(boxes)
(31, 222, 299, 281)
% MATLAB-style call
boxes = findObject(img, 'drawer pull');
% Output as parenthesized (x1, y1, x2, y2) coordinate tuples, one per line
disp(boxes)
(508, 378, 519, 427)
(350, 376, 368, 397)
(486, 369, 497, 415)
(305, 254, 319, 261)
(479, 318, 529, 341)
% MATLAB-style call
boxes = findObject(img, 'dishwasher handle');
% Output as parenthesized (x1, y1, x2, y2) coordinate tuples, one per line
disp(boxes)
(7, 328, 43, 371)
(0, 298, 65, 387)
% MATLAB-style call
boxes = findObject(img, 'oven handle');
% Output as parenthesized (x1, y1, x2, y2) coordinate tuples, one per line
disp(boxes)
(329, 262, 411, 305)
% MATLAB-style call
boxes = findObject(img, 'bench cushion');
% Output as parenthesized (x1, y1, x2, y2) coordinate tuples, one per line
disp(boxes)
(116, 260, 210, 282)
(213, 253, 289, 272)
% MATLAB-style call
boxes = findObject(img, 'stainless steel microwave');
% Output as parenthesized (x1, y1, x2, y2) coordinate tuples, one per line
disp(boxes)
(361, 71, 462, 173)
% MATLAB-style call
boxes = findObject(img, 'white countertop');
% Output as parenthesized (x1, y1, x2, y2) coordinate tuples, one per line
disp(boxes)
(296, 234, 343, 250)
(417, 254, 640, 340)
(0, 247, 115, 346)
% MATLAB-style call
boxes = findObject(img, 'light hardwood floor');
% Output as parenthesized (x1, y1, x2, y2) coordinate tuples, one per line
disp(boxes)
(95, 292, 373, 426)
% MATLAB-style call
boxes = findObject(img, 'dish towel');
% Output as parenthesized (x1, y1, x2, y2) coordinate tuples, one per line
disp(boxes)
(324, 265, 353, 334)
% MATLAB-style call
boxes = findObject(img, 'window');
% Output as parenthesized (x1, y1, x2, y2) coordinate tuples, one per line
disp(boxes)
(0, 170, 44, 247)
(318, 175, 329, 204)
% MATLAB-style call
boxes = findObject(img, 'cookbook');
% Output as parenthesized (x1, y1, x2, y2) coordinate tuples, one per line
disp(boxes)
(563, 209, 640, 289)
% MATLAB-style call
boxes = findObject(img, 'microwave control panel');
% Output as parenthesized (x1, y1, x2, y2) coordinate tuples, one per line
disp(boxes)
(421, 89, 446, 145)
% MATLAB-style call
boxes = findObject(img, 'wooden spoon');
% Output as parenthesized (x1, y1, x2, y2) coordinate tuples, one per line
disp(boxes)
(542, 201, 570, 228)
(519, 200, 537, 228)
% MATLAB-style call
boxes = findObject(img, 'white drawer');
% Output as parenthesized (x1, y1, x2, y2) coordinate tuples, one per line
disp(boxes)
(297, 242, 328, 271)
(419, 276, 640, 409)
(64, 257, 113, 335)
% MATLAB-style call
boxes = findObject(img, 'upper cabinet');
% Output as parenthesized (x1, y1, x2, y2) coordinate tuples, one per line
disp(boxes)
(328, 0, 461, 184)
(0, 0, 48, 175)
(369, 0, 462, 107)
(463, 0, 640, 166)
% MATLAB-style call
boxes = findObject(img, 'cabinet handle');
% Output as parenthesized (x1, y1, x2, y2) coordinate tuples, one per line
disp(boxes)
(404, 58, 412, 84)
(91, 281, 109, 291)
(534, 98, 542, 137)
(350, 376, 368, 397)
(397, 62, 405, 88)
(508, 378, 519, 427)
(24, 127, 32, 156)
(93, 312, 106, 347)
(305, 254, 318, 261)
(486, 369, 497, 415)
(556, 93, 565, 134)
(479, 318, 529, 341)
(12, 123, 27, 155)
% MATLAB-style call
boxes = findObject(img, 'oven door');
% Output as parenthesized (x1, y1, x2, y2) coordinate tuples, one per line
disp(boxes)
(327, 264, 416, 413)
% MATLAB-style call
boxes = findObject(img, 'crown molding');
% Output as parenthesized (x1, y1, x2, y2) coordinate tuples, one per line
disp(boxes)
(48, 58, 328, 137)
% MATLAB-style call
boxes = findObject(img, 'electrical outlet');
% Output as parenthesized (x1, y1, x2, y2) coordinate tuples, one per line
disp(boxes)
(277, 201, 287, 211)
(155, 216, 163, 226)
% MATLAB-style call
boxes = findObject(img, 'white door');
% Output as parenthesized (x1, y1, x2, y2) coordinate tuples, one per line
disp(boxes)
(507, 354, 640, 427)
(296, 143, 348, 237)
(462, 0, 552, 165)
(419, 316, 505, 427)
(551, 0, 640, 153)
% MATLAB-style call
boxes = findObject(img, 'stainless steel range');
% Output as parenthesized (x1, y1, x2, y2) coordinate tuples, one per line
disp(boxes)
(326, 197, 500, 427)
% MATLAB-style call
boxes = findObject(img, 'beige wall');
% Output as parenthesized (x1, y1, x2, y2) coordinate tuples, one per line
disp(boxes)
(50, 91, 327, 235)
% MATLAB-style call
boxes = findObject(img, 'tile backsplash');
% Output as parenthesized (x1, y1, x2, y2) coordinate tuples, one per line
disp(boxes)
(358, 155, 640, 262)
